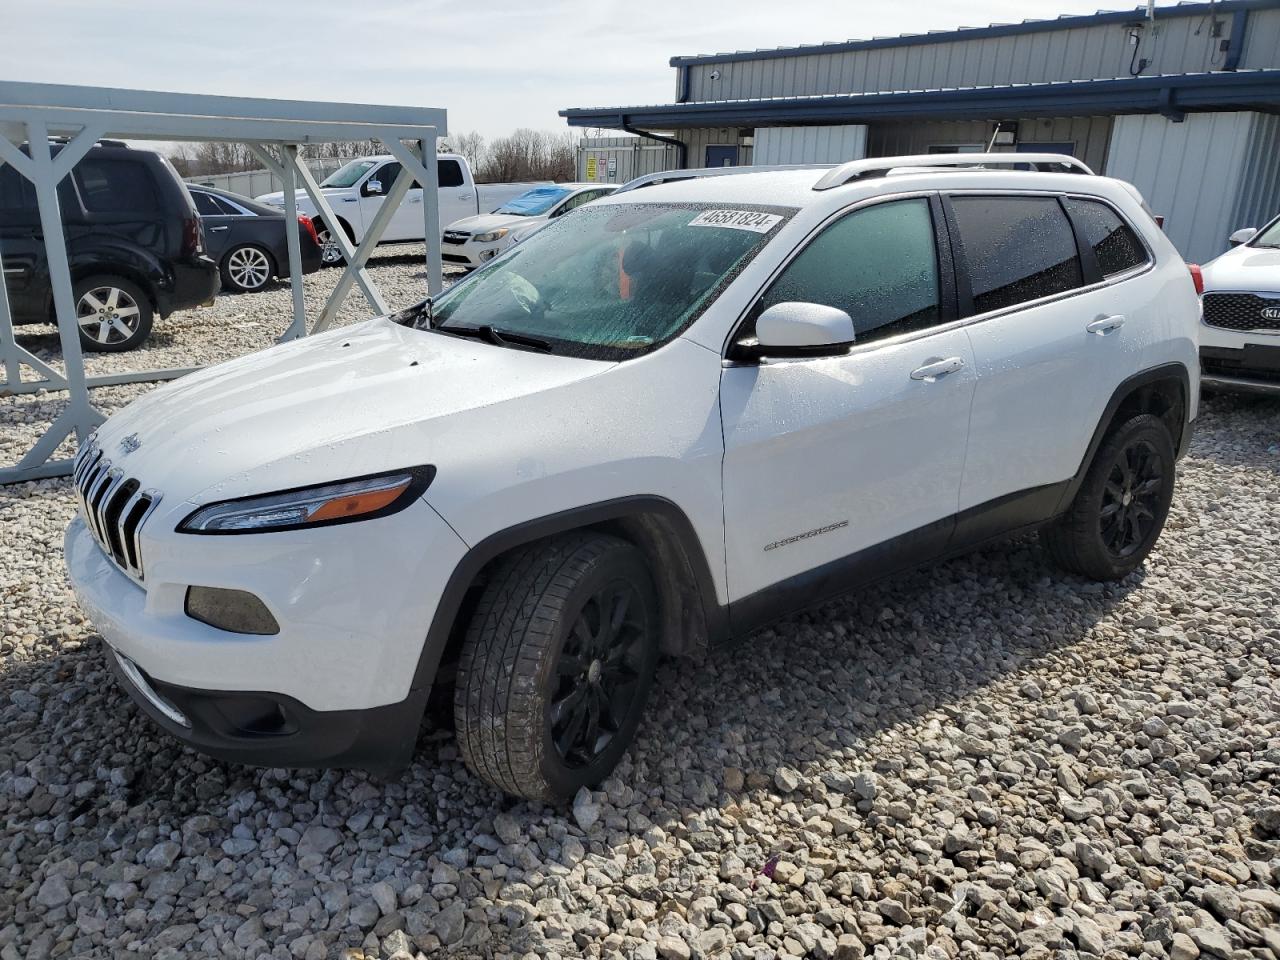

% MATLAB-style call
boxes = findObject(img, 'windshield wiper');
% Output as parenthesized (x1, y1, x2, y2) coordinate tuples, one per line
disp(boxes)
(439, 324, 553, 352)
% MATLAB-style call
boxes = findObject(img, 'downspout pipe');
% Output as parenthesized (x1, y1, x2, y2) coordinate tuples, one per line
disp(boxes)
(621, 116, 688, 170)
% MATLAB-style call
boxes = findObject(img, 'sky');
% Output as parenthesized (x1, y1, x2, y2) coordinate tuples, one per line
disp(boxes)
(3, 0, 1134, 141)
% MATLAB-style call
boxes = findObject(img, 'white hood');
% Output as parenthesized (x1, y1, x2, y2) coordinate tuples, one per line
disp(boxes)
(92, 318, 610, 508)
(255, 188, 327, 210)
(446, 212, 539, 235)
(1202, 243, 1280, 293)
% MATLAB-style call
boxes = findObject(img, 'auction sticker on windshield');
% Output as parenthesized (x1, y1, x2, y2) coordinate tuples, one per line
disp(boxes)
(688, 209, 783, 233)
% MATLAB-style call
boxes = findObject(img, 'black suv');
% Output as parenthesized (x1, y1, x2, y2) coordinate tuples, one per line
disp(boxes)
(1, 140, 219, 352)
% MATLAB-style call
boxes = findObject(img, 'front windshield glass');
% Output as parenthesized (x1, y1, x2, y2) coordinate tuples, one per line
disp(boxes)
(320, 159, 378, 188)
(424, 202, 792, 361)
(1254, 216, 1280, 247)
(494, 186, 574, 216)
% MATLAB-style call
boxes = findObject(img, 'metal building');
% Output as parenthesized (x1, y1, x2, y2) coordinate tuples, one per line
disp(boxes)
(562, 0, 1280, 262)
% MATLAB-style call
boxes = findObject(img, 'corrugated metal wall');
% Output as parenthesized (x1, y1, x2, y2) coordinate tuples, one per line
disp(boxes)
(1104, 111, 1261, 262)
(187, 158, 343, 198)
(1229, 112, 1280, 238)
(752, 124, 867, 164)
(683, 8, 1280, 102)
(866, 116, 1114, 172)
(576, 137, 678, 184)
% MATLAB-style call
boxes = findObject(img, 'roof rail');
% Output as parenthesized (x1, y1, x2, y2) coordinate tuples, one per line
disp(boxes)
(813, 153, 1094, 190)
(615, 162, 833, 194)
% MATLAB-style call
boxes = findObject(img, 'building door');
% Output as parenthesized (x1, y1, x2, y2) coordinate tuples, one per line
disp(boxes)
(705, 145, 737, 168)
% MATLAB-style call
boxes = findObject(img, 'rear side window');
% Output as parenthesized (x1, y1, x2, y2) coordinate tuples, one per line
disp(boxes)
(1063, 197, 1148, 277)
(950, 196, 1082, 315)
(755, 198, 941, 344)
(73, 158, 160, 214)
(192, 191, 223, 216)
(438, 160, 464, 188)
(0, 165, 34, 212)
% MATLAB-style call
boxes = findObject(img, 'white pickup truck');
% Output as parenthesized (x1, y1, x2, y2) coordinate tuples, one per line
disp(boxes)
(257, 154, 541, 265)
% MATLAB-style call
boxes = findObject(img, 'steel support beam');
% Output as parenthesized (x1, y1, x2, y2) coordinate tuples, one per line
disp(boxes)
(385, 137, 443, 297)
(312, 163, 416, 333)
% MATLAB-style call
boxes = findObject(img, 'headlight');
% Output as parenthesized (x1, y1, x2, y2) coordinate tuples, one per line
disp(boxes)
(179, 467, 434, 534)
(473, 228, 509, 243)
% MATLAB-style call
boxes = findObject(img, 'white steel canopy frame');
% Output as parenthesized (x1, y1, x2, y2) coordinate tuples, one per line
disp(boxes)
(0, 81, 446, 484)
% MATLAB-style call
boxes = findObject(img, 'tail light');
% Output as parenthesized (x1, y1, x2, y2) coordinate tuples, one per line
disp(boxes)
(1187, 263, 1204, 295)
(299, 214, 319, 246)
(181, 216, 203, 257)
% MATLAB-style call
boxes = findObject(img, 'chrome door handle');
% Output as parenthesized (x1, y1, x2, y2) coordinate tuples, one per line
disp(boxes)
(1086, 315, 1126, 335)
(457, 193, 473, 200)
(910, 356, 965, 381)
(410, 196, 422, 203)
(209, 225, 229, 232)
(341, 197, 358, 203)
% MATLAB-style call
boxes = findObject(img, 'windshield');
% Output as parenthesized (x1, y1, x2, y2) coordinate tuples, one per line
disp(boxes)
(494, 186, 574, 216)
(421, 202, 791, 361)
(1254, 216, 1280, 247)
(320, 159, 378, 188)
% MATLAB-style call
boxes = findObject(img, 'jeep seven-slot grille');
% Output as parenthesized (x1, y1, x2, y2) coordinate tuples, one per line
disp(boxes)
(72, 437, 162, 580)
(1202, 293, 1280, 332)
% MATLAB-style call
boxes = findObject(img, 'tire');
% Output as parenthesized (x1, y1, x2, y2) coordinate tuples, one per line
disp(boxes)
(220, 244, 275, 293)
(1041, 413, 1176, 581)
(454, 533, 660, 801)
(73, 275, 154, 352)
(313, 221, 347, 267)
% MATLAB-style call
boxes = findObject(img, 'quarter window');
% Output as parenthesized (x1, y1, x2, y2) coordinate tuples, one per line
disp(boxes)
(950, 196, 1082, 315)
(1063, 197, 1148, 277)
(753, 198, 942, 345)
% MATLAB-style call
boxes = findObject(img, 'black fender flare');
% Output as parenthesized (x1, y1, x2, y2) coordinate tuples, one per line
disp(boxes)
(1055, 361, 1192, 514)
(406, 495, 727, 701)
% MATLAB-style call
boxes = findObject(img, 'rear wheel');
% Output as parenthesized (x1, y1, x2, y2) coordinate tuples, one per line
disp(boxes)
(74, 275, 153, 352)
(220, 244, 275, 292)
(1042, 413, 1176, 581)
(454, 533, 660, 801)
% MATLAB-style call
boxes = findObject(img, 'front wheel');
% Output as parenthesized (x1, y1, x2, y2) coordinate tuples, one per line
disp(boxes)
(454, 534, 660, 801)
(1041, 413, 1176, 581)
(313, 222, 347, 267)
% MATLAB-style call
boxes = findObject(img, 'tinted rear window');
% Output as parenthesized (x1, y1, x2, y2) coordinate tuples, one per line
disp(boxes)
(73, 159, 160, 214)
(1063, 197, 1148, 277)
(192, 191, 223, 216)
(951, 196, 1083, 315)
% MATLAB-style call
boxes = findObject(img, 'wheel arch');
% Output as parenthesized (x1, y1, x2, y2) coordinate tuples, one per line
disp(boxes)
(54, 263, 160, 319)
(1056, 361, 1191, 514)
(409, 496, 727, 703)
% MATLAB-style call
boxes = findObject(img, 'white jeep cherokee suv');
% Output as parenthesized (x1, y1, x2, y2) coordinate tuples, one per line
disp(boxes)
(65, 154, 1200, 801)
(1199, 213, 1280, 395)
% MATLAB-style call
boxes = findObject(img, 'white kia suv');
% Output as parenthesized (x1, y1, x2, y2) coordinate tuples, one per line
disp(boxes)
(65, 154, 1200, 801)
(1199, 213, 1280, 395)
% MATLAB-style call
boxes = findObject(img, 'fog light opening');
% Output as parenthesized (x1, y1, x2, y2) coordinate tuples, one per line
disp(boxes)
(185, 586, 280, 635)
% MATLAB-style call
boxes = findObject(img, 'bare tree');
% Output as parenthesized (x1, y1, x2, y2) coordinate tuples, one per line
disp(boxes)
(451, 131, 489, 175)
(476, 129, 578, 183)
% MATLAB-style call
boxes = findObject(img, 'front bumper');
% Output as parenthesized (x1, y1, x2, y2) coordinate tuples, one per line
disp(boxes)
(64, 496, 470, 768)
(1200, 341, 1280, 396)
(104, 646, 427, 770)
(441, 238, 507, 268)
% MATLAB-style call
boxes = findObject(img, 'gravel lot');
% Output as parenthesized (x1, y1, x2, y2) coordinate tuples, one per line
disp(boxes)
(2, 263, 1279, 960)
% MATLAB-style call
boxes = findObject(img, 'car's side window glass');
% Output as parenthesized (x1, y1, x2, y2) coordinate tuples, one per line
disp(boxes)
(950, 196, 1083, 315)
(438, 160, 464, 188)
(192, 192, 223, 216)
(73, 159, 160, 214)
(751, 198, 941, 345)
(212, 196, 245, 216)
(1062, 197, 1148, 277)
(363, 162, 400, 196)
